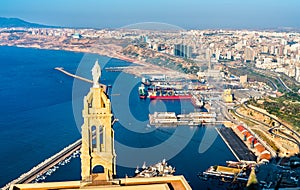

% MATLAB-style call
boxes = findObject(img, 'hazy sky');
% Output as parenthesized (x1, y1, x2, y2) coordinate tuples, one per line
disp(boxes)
(0, 0, 299, 29)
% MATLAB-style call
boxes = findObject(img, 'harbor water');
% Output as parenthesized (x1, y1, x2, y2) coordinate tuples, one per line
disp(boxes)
(0, 46, 236, 189)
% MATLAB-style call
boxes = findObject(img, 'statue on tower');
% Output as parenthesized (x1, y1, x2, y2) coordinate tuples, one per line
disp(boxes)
(92, 59, 101, 88)
(81, 58, 116, 182)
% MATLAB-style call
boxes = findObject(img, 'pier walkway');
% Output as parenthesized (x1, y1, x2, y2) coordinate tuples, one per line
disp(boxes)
(217, 127, 256, 162)
(54, 67, 107, 91)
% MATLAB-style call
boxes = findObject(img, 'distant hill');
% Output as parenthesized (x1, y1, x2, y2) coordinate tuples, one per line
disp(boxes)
(0, 17, 54, 28)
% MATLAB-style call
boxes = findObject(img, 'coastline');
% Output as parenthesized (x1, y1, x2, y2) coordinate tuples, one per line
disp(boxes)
(0, 44, 192, 79)
(0, 44, 237, 189)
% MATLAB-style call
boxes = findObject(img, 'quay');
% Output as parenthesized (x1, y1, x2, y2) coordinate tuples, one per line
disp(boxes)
(149, 111, 220, 126)
(216, 127, 256, 161)
(2, 139, 82, 190)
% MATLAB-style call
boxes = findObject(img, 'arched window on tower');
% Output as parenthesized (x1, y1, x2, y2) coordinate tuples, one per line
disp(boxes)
(92, 165, 104, 174)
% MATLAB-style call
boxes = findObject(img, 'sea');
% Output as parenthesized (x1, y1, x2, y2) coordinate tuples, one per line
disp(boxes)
(0, 46, 236, 189)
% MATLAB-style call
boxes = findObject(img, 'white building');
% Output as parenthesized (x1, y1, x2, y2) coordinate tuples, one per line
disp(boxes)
(227, 51, 232, 60)
(295, 65, 300, 82)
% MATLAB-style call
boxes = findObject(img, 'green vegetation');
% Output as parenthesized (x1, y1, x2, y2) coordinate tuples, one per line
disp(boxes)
(250, 93, 300, 131)
(279, 73, 300, 92)
(251, 129, 280, 152)
(284, 92, 300, 102)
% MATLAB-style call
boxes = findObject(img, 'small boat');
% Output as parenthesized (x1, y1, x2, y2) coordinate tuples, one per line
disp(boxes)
(138, 84, 147, 99)
(134, 159, 175, 178)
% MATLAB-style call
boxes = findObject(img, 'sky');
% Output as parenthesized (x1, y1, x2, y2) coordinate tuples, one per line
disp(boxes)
(0, 0, 299, 29)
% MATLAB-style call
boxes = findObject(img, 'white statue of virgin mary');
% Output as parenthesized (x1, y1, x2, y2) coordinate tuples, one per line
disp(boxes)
(91, 59, 101, 87)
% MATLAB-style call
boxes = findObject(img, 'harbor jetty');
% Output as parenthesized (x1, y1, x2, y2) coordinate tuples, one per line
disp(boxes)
(2, 139, 81, 190)
(54, 67, 107, 91)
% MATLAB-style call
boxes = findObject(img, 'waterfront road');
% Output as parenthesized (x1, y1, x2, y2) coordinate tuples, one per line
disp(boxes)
(217, 127, 257, 161)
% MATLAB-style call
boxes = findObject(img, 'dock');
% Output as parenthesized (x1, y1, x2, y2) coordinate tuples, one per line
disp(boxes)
(216, 127, 257, 161)
(149, 111, 220, 126)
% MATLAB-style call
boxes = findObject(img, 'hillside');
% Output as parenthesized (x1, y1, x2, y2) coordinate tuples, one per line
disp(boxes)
(0, 17, 52, 28)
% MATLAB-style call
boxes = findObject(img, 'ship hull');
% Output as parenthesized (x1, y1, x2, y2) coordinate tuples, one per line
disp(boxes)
(139, 95, 147, 99)
(149, 95, 192, 100)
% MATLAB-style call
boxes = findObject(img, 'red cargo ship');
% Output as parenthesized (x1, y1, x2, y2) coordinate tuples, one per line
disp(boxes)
(149, 94, 192, 100)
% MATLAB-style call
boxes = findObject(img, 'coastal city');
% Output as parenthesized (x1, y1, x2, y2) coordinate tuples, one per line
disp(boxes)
(0, 2, 300, 189)
(1, 24, 300, 189)
(1, 27, 300, 82)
